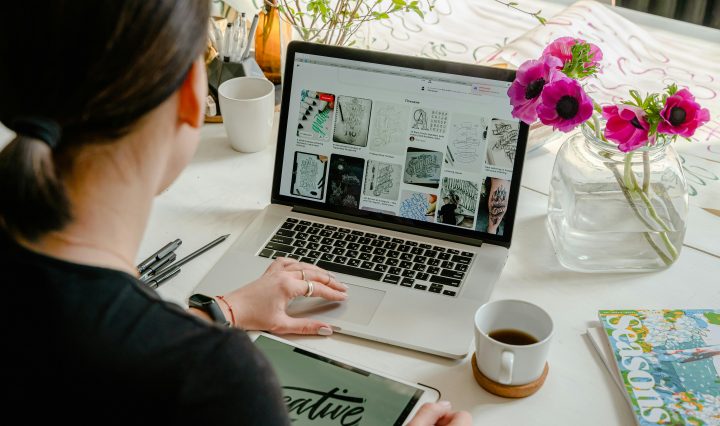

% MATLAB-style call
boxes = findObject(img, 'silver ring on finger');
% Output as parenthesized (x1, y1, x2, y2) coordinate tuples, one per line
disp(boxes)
(304, 280, 314, 297)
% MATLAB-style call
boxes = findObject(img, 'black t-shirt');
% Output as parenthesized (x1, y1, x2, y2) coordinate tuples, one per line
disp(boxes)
(1, 233, 290, 425)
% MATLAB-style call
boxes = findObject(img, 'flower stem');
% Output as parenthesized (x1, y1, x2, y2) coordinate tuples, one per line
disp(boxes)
(592, 113, 602, 140)
(623, 152, 679, 261)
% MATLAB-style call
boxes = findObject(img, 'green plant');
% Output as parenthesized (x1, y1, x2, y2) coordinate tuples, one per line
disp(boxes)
(260, 0, 434, 46)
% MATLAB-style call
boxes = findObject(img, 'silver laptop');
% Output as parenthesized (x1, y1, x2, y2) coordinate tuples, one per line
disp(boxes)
(196, 42, 529, 359)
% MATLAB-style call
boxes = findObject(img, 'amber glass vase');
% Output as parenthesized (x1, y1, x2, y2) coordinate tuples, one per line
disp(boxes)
(255, 2, 290, 84)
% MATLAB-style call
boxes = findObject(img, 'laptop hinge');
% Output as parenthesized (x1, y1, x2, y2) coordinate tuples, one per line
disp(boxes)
(292, 205, 484, 248)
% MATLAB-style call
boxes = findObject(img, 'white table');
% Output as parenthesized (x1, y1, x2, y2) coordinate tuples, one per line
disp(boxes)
(143, 117, 720, 425)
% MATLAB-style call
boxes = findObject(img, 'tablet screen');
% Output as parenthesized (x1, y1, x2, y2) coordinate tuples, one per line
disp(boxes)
(255, 335, 424, 425)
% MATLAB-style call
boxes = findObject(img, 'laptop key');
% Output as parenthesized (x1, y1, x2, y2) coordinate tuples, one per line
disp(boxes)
(325, 225, 338, 231)
(400, 253, 414, 261)
(427, 266, 440, 275)
(441, 269, 464, 280)
(299, 220, 311, 226)
(414, 255, 428, 264)
(276, 229, 296, 238)
(447, 249, 460, 254)
(361, 261, 375, 270)
(272, 251, 288, 259)
(266, 242, 294, 253)
(321, 237, 334, 245)
(334, 256, 348, 264)
(461, 251, 474, 258)
(351, 230, 364, 236)
(311, 223, 324, 228)
(392, 238, 404, 244)
(271, 235, 293, 245)
(347, 258, 361, 267)
(364, 232, 377, 239)
(438, 253, 451, 260)
(406, 241, 418, 247)
(399, 261, 412, 269)
(410, 247, 424, 255)
(388, 267, 402, 275)
(338, 227, 351, 233)
(430, 275, 460, 287)
(384, 242, 398, 250)
(281, 222, 295, 230)
(333, 240, 347, 248)
(294, 225, 308, 233)
(441, 261, 455, 269)
(452, 255, 472, 265)
(332, 232, 344, 239)
(372, 255, 386, 264)
(321, 253, 335, 262)
(419, 243, 432, 249)
(306, 242, 320, 250)
(358, 237, 372, 245)
(316, 260, 383, 281)
(286, 218, 299, 223)
(385, 258, 399, 267)
(347, 243, 360, 251)
(301, 257, 316, 264)
(428, 259, 440, 267)
(397, 245, 411, 253)
(443, 290, 457, 297)
(360, 245, 374, 253)
(306, 227, 320, 235)
(308, 236, 321, 243)
(429, 284, 443, 293)
(293, 240, 307, 248)
(378, 235, 391, 241)
(374, 264, 388, 273)
(414, 284, 428, 291)
(258, 248, 274, 258)
(455, 264, 469, 272)
(372, 247, 387, 256)
(295, 233, 309, 241)
(402, 270, 416, 278)
(320, 230, 334, 237)
(412, 264, 426, 272)
(319, 245, 333, 253)
(433, 246, 446, 252)
(370, 239, 384, 247)
(288, 254, 302, 260)
(332, 248, 346, 256)
(400, 278, 414, 287)
(416, 272, 430, 281)
(383, 275, 400, 285)
(346, 250, 359, 258)
(423, 250, 438, 259)
(359, 253, 372, 261)
(387, 250, 400, 259)
(308, 250, 322, 258)
(344, 234, 358, 242)
(294, 248, 309, 256)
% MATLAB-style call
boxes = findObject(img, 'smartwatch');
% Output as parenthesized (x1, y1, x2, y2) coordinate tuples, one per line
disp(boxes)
(188, 294, 230, 327)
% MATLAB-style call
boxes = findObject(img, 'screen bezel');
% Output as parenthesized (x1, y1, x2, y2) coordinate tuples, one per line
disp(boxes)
(272, 41, 529, 248)
(251, 332, 440, 425)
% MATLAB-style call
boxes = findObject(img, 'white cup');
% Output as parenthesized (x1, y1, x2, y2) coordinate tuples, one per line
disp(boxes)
(218, 77, 275, 152)
(474, 299, 553, 386)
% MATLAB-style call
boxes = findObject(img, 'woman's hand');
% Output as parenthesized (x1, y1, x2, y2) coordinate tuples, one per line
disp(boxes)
(220, 257, 348, 335)
(407, 402, 472, 426)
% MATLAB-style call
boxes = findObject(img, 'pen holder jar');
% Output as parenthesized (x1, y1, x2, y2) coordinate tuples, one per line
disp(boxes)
(206, 55, 266, 123)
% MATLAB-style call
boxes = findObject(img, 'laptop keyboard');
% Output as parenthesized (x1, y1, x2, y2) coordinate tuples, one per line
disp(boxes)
(257, 218, 475, 297)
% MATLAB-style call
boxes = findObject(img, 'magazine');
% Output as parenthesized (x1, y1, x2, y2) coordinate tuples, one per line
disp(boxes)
(596, 310, 720, 426)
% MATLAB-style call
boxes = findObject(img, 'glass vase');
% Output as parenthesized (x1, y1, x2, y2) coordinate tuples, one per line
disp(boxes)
(547, 124, 689, 272)
(255, 2, 291, 84)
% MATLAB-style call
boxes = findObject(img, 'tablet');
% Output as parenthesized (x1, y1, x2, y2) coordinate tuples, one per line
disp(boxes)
(252, 333, 440, 425)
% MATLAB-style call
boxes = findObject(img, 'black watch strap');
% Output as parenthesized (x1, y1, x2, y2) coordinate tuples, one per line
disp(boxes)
(188, 294, 230, 327)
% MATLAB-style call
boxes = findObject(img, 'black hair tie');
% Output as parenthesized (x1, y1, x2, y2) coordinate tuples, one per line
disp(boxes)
(11, 116, 62, 149)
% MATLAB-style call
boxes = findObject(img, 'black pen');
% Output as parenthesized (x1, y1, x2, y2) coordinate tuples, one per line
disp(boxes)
(137, 239, 182, 273)
(147, 267, 181, 289)
(153, 234, 230, 277)
(139, 252, 177, 282)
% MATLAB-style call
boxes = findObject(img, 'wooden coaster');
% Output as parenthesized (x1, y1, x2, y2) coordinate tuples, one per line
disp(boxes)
(471, 353, 549, 398)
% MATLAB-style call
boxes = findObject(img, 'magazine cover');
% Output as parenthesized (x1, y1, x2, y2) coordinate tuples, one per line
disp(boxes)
(598, 310, 720, 426)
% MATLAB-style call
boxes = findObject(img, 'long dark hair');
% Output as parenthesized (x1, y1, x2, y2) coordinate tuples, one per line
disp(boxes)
(0, 0, 209, 241)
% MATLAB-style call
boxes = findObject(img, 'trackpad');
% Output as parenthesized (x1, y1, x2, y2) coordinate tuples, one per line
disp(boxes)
(287, 284, 385, 326)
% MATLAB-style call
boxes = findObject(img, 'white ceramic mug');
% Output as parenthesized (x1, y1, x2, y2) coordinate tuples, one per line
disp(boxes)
(218, 77, 275, 152)
(474, 299, 553, 386)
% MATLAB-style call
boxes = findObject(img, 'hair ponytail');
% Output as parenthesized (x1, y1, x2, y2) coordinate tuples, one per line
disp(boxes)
(0, 136, 71, 241)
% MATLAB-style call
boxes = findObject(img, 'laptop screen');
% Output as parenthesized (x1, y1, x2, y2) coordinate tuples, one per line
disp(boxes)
(273, 43, 528, 247)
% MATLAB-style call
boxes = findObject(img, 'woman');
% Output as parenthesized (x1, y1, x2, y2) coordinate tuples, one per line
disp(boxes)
(0, 1, 471, 425)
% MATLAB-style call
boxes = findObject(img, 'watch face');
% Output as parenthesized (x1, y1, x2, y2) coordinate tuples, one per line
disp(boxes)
(189, 293, 214, 306)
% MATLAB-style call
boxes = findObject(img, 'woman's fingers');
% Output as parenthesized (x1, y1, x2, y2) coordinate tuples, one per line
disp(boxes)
(287, 277, 348, 301)
(274, 317, 335, 336)
(408, 402, 453, 426)
(293, 268, 347, 293)
(265, 257, 299, 273)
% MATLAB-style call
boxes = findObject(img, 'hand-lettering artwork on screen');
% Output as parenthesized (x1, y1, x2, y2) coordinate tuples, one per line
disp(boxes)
(363, 160, 401, 201)
(333, 96, 372, 147)
(291, 152, 329, 200)
(399, 191, 437, 222)
(445, 116, 487, 173)
(368, 102, 410, 155)
(297, 90, 336, 142)
(327, 154, 365, 209)
(403, 147, 443, 188)
(485, 118, 519, 170)
(438, 177, 480, 228)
